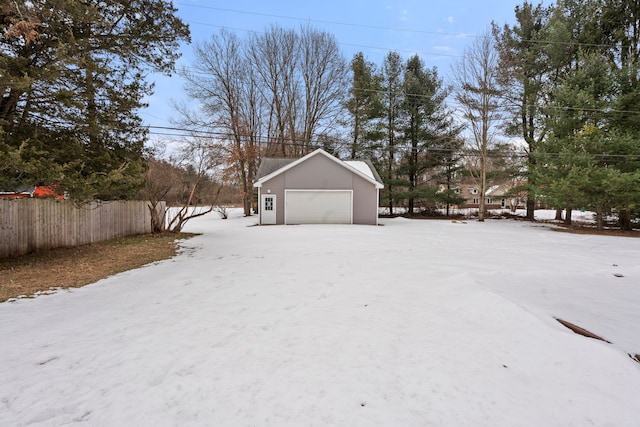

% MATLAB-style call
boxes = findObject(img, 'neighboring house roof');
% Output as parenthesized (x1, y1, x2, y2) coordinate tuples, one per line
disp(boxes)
(485, 185, 501, 196)
(486, 181, 526, 197)
(254, 149, 384, 189)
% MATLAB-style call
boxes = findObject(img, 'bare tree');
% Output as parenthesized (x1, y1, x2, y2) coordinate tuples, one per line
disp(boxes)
(298, 24, 348, 153)
(248, 24, 348, 157)
(179, 30, 260, 216)
(140, 141, 181, 233)
(177, 26, 348, 216)
(452, 30, 503, 221)
(248, 25, 299, 156)
(141, 137, 225, 233)
(143, 156, 179, 233)
(165, 136, 224, 232)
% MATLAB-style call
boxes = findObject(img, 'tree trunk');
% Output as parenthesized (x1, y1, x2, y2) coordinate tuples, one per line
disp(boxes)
(555, 208, 563, 221)
(241, 173, 251, 217)
(351, 114, 359, 159)
(0, 88, 21, 129)
(596, 207, 604, 231)
(619, 209, 632, 231)
(525, 149, 536, 220)
(526, 197, 535, 220)
(387, 147, 394, 215)
(148, 202, 165, 233)
(564, 208, 572, 225)
(478, 152, 486, 222)
(408, 136, 418, 216)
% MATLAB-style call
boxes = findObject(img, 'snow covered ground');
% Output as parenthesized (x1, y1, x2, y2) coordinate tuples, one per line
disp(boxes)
(1, 212, 639, 426)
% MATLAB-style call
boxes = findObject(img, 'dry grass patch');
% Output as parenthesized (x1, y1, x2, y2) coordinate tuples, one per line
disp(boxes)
(550, 225, 640, 238)
(0, 233, 194, 302)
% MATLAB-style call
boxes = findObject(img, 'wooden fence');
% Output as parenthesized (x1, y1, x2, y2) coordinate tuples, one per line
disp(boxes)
(0, 199, 165, 258)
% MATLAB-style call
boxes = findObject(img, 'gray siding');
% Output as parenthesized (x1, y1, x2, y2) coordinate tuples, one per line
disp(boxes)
(352, 174, 378, 225)
(284, 154, 353, 189)
(260, 173, 286, 225)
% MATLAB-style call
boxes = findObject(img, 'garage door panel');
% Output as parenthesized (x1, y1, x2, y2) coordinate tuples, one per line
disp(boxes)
(285, 191, 352, 224)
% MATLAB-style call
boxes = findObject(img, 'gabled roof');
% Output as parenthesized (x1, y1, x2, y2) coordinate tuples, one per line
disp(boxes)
(253, 149, 384, 189)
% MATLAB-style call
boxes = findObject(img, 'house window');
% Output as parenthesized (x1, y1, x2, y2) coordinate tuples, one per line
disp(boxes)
(265, 196, 274, 211)
(454, 188, 460, 194)
(473, 198, 479, 204)
(487, 198, 492, 204)
(471, 188, 478, 194)
(501, 198, 506, 208)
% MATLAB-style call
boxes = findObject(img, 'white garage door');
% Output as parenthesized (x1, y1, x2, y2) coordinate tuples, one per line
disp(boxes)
(285, 190, 352, 224)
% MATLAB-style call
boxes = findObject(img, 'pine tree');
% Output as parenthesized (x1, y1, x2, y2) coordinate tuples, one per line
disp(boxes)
(379, 51, 404, 214)
(400, 55, 457, 214)
(493, 2, 553, 219)
(0, 1, 189, 199)
(344, 52, 383, 160)
(533, 0, 640, 229)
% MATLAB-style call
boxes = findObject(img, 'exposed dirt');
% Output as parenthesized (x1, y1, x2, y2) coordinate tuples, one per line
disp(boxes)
(555, 318, 611, 343)
(549, 224, 640, 238)
(0, 233, 194, 303)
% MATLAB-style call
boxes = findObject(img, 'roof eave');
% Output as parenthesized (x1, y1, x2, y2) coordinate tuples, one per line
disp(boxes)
(253, 149, 383, 188)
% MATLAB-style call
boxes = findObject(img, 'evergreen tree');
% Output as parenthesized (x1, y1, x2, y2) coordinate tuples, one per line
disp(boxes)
(432, 132, 466, 216)
(493, 2, 553, 219)
(0, 1, 189, 199)
(379, 51, 404, 214)
(344, 52, 382, 160)
(533, 0, 640, 229)
(400, 55, 457, 214)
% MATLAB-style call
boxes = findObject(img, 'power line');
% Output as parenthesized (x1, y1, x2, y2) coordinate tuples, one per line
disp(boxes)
(182, 21, 463, 60)
(176, 3, 635, 51)
(174, 59, 640, 117)
(175, 3, 476, 40)
(145, 125, 640, 160)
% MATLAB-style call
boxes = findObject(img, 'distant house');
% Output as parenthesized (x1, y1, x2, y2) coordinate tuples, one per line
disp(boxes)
(451, 180, 526, 212)
(485, 182, 526, 211)
(0, 185, 65, 200)
(253, 149, 384, 225)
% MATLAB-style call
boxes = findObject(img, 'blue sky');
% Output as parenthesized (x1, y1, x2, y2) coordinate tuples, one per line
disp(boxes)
(143, 0, 547, 138)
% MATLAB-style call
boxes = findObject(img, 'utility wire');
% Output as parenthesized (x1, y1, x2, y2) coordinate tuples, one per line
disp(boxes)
(176, 60, 640, 117)
(145, 126, 640, 160)
(176, 4, 475, 39)
(182, 21, 463, 59)
(176, 3, 638, 50)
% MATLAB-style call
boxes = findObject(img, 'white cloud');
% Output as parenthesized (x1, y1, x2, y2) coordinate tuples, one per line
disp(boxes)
(447, 16, 455, 24)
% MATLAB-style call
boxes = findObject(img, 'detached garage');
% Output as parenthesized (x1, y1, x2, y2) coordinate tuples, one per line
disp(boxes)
(253, 149, 384, 225)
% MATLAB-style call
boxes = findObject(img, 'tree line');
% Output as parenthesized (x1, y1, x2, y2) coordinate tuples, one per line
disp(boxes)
(2, 0, 639, 229)
(494, 0, 640, 229)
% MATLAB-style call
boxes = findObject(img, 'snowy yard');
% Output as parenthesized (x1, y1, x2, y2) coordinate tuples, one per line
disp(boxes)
(1, 212, 639, 426)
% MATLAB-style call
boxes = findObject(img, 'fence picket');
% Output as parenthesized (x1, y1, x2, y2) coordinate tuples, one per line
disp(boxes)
(0, 199, 165, 258)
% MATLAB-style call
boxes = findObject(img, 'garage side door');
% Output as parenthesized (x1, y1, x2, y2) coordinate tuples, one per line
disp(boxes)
(285, 190, 352, 224)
